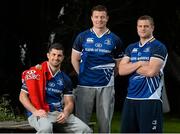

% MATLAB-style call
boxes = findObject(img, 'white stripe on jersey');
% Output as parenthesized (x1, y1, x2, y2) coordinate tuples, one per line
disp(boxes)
(90, 63, 115, 70)
(146, 77, 153, 93)
(149, 78, 163, 101)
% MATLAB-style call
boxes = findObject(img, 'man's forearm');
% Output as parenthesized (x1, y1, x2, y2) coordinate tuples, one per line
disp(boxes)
(72, 61, 80, 74)
(19, 92, 37, 113)
(63, 103, 74, 116)
(119, 62, 141, 75)
(136, 65, 159, 77)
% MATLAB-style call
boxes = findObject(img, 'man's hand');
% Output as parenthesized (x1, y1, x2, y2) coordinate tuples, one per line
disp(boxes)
(56, 112, 68, 124)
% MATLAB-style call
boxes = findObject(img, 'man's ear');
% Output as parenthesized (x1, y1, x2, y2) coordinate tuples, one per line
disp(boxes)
(47, 53, 49, 59)
(107, 15, 109, 21)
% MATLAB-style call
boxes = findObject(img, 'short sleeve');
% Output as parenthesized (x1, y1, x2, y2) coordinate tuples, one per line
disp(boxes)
(72, 33, 83, 52)
(151, 44, 167, 61)
(112, 35, 124, 59)
(62, 72, 73, 95)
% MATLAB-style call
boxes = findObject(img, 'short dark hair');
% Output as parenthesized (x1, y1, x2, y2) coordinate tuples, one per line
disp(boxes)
(137, 15, 154, 26)
(91, 5, 108, 16)
(48, 42, 64, 55)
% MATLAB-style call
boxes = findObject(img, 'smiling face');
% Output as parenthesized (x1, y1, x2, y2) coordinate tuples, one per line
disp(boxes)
(91, 10, 109, 29)
(137, 19, 154, 39)
(47, 48, 64, 68)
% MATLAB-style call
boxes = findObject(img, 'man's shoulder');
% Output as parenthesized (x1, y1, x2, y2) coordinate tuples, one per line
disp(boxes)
(150, 39, 167, 51)
(60, 71, 71, 81)
(22, 61, 48, 81)
(152, 39, 166, 46)
(107, 31, 123, 41)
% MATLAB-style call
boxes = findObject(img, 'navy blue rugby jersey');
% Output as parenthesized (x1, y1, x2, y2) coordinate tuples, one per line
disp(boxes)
(125, 37, 168, 100)
(72, 28, 124, 87)
(21, 70, 73, 116)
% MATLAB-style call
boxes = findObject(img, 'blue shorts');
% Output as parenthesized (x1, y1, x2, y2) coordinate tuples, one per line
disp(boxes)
(121, 98, 163, 133)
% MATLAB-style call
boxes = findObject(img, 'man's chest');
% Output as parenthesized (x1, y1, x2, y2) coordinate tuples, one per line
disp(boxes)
(82, 36, 115, 54)
(130, 46, 152, 62)
(46, 77, 64, 95)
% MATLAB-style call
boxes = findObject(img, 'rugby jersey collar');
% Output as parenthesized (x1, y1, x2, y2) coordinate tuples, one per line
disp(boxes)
(139, 36, 155, 47)
(90, 28, 110, 38)
(47, 62, 60, 77)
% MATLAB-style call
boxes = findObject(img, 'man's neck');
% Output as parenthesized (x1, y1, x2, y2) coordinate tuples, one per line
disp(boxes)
(48, 63, 60, 75)
(92, 27, 108, 37)
(140, 36, 154, 46)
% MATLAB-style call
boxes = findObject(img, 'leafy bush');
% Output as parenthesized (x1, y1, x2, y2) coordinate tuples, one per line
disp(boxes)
(0, 95, 25, 121)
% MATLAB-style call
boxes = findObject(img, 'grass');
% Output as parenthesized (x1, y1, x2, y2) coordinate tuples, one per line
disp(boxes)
(163, 114, 180, 133)
(91, 112, 180, 133)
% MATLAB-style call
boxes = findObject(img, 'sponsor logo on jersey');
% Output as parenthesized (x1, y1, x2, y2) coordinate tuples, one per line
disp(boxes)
(143, 47, 150, 52)
(95, 43, 102, 48)
(131, 56, 149, 61)
(48, 82, 55, 87)
(46, 87, 62, 93)
(25, 70, 40, 80)
(104, 38, 111, 45)
(138, 56, 149, 61)
(132, 48, 138, 53)
(86, 38, 94, 43)
(57, 79, 64, 86)
(138, 52, 142, 56)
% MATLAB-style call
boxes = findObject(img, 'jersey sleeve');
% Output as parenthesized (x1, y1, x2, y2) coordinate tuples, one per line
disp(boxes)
(72, 33, 83, 52)
(112, 35, 124, 59)
(62, 72, 73, 95)
(151, 43, 167, 61)
(21, 81, 28, 93)
(124, 44, 132, 58)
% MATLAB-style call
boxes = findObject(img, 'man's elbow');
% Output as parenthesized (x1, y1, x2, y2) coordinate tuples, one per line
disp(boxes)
(146, 70, 159, 77)
(19, 95, 23, 103)
(19, 91, 26, 104)
(19, 93, 23, 104)
(118, 70, 123, 75)
(71, 58, 79, 65)
(71, 57, 74, 64)
(119, 68, 128, 76)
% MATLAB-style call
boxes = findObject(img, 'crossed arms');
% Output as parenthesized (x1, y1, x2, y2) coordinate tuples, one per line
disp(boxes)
(118, 56, 164, 77)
